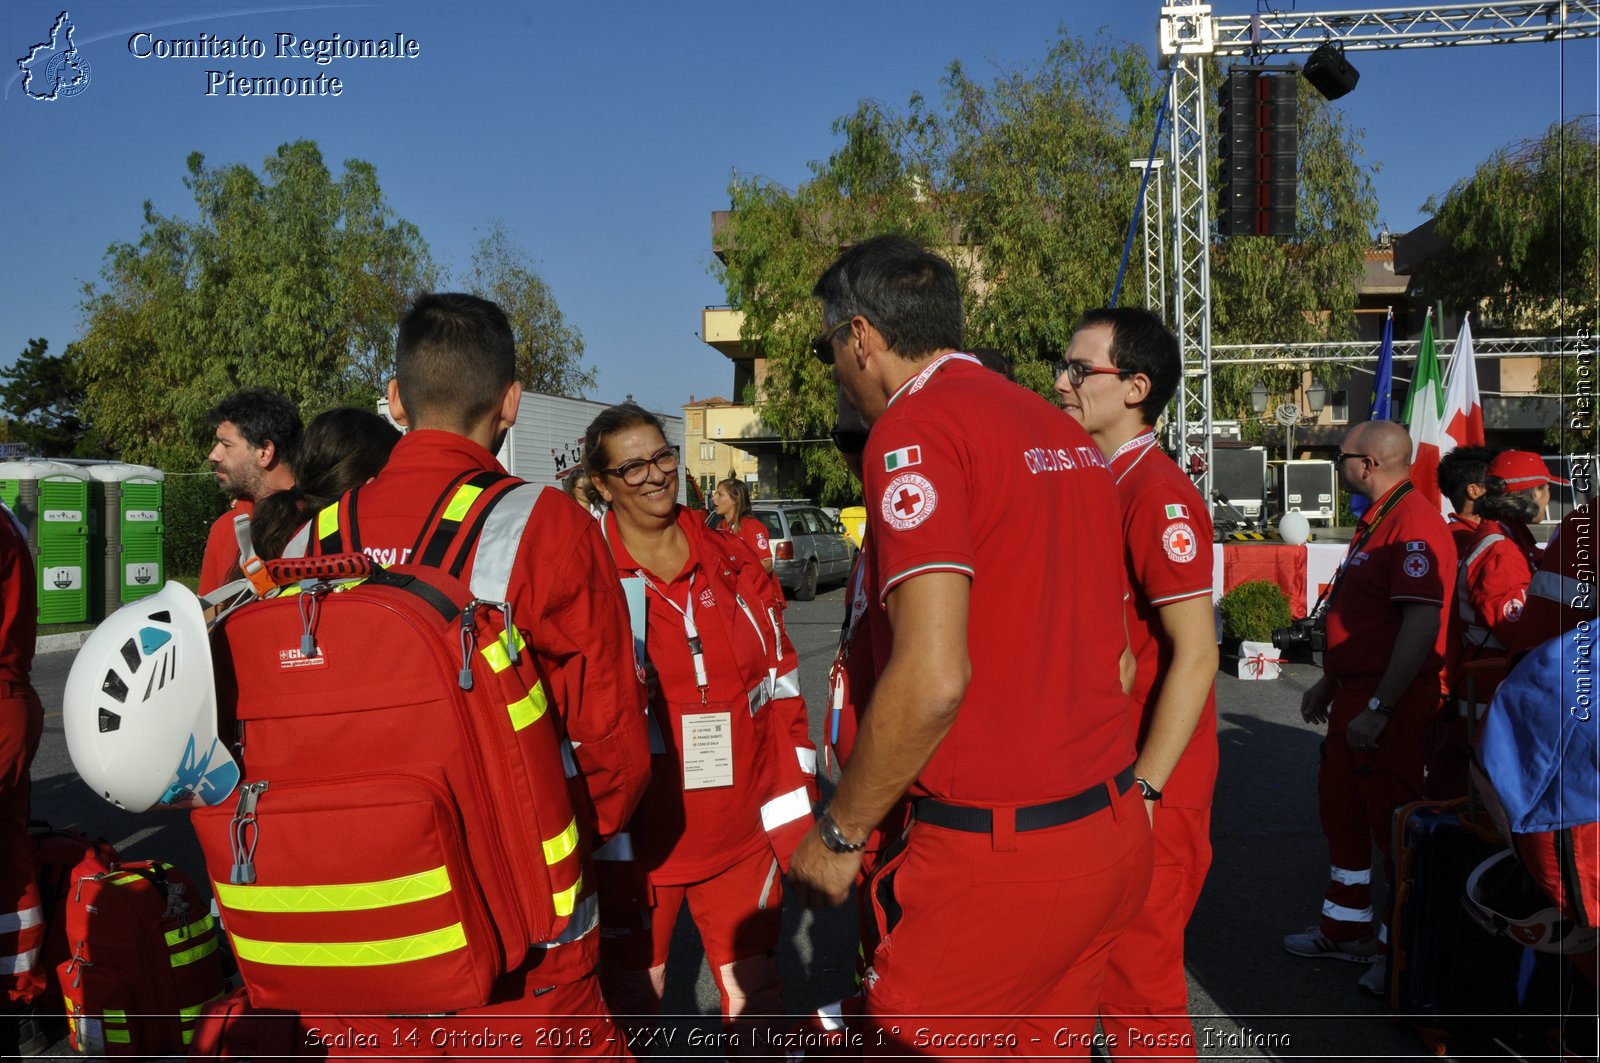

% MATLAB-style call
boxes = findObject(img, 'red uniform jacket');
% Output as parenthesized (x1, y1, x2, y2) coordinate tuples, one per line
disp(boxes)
(598, 507, 815, 886)
(1449, 517, 1539, 711)
(198, 499, 252, 596)
(1514, 502, 1596, 653)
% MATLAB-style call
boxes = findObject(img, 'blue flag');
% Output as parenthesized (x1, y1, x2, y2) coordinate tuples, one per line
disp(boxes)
(1349, 311, 1395, 520)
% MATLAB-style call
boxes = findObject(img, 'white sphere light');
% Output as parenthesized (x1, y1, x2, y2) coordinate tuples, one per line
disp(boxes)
(1278, 510, 1311, 546)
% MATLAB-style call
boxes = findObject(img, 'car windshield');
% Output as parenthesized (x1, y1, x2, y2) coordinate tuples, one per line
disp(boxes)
(752, 510, 781, 535)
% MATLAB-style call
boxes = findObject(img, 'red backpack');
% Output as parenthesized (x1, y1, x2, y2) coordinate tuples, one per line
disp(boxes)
(30, 822, 121, 1015)
(57, 860, 227, 1056)
(190, 476, 593, 1014)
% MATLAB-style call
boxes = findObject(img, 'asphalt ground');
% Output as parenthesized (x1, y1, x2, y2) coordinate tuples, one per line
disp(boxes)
(20, 582, 1548, 1060)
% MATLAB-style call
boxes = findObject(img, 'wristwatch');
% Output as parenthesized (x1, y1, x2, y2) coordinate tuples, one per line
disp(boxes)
(817, 809, 867, 854)
(1136, 776, 1163, 801)
(1365, 697, 1394, 716)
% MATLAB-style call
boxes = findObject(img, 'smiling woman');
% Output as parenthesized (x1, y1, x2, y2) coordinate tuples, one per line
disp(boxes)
(581, 403, 818, 1057)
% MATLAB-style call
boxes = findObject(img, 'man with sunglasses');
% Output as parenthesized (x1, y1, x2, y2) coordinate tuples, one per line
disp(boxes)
(1055, 307, 1217, 1059)
(1285, 419, 1455, 998)
(284, 293, 649, 1055)
(788, 235, 1151, 1054)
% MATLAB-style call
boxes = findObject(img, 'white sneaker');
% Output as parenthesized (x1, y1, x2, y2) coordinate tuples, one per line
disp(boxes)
(1282, 925, 1380, 964)
(1356, 957, 1388, 997)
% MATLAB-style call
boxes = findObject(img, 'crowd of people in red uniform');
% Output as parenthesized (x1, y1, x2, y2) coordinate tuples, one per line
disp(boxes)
(0, 233, 1593, 1060)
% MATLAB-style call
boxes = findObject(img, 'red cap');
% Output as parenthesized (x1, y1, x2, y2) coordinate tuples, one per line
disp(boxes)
(1487, 450, 1569, 489)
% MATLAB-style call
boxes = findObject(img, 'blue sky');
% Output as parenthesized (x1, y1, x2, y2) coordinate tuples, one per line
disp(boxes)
(2, 1, 1595, 422)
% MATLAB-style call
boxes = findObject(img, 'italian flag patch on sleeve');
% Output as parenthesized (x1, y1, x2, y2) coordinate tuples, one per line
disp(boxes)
(884, 446, 922, 472)
(1165, 503, 1189, 519)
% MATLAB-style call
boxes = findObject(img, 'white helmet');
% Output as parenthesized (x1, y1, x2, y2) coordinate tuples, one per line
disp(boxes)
(1464, 848, 1599, 955)
(63, 582, 240, 812)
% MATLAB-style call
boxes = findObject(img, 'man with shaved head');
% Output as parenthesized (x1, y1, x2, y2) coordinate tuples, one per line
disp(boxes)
(1283, 419, 1456, 998)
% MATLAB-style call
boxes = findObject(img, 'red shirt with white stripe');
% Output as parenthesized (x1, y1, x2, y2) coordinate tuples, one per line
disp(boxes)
(863, 355, 1134, 803)
(0, 503, 35, 686)
(1324, 481, 1456, 682)
(1111, 434, 1218, 807)
(1514, 502, 1596, 652)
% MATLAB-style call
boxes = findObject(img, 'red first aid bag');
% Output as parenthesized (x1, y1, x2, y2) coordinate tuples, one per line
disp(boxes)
(57, 860, 227, 1056)
(191, 539, 590, 1015)
(187, 985, 308, 1060)
(30, 822, 120, 1012)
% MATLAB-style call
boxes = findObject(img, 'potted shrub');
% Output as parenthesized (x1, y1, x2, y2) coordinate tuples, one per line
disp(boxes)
(1219, 580, 1293, 679)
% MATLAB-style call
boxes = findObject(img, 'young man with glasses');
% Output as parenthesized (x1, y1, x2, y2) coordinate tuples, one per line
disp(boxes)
(789, 235, 1151, 1053)
(1288, 419, 1455, 998)
(284, 293, 649, 1056)
(1055, 307, 1217, 1059)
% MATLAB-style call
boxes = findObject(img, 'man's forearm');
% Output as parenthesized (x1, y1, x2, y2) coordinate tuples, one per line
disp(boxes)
(1135, 652, 1215, 789)
(1372, 606, 1441, 707)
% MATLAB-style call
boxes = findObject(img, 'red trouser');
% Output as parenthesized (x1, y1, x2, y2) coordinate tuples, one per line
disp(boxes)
(1, 684, 45, 1004)
(863, 781, 1153, 1059)
(325, 936, 627, 1058)
(1098, 804, 1212, 1060)
(600, 846, 784, 1052)
(1317, 679, 1433, 943)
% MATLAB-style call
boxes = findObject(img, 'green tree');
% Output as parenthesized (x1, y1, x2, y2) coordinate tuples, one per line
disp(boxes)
(714, 31, 1377, 501)
(467, 222, 594, 397)
(0, 338, 102, 456)
(76, 141, 437, 469)
(1412, 118, 1598, 450)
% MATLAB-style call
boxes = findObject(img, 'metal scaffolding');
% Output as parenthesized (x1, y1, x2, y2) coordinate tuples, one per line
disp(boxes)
(1155, 1, 1600, 503)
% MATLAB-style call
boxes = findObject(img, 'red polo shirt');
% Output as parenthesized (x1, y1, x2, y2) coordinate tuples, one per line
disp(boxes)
(1324, 481, 1456, 682)
(1, 504, 35, 685)
(1110, 434, 1218, 807)
(863, 355, 1134, 803)
(199, 499, 252, 596)
(1447, 511, 1482, 559)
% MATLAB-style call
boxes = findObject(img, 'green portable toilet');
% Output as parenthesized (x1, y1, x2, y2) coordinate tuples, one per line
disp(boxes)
(86, 463, 165, 612)
(0, 460, 40, 531)
(30, 462, 92, 624)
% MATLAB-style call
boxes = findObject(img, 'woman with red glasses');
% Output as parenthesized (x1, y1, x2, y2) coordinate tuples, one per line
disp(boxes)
(582, 403, 816, 1052)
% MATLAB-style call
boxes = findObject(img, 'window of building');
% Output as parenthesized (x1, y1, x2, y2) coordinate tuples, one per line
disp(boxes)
(700, 444, 716, 462)
(1330, 390, 1349, 423)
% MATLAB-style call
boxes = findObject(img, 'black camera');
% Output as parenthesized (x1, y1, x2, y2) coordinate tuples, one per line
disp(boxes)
(1273, 616, 1326, 655)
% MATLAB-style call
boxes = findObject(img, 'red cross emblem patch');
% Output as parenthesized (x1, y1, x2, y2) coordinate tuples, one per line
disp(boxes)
(881, 472, 938, 531)
(1162, 521, 1198, 563)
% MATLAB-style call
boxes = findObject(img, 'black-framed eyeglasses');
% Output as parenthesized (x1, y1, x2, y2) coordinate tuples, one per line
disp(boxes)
(1335, 451, 1375, 467)
(811, 318, 854, 365)
(830, 427, 869, 456)
(1053, 359, 1132, 387)
(601, 445, 680, 486)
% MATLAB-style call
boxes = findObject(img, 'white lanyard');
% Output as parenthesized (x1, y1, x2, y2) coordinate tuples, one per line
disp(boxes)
(900, 351, 984, 401)
(1110, 432, 1158, 485)
(637, 569, 710, 699)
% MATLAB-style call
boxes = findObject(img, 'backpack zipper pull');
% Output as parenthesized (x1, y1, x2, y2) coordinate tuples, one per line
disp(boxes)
(230, 781, 268, 885)
(458, 606, 477, 690)
(500, 601, 518, 665)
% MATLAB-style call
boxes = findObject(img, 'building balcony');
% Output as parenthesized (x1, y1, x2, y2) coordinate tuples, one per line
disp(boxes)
(703, 306, 761, 360)
(705, 404, 783, 443)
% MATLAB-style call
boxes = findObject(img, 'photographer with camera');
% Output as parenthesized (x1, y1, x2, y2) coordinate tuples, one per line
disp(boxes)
(1283, 420, 1456, 997)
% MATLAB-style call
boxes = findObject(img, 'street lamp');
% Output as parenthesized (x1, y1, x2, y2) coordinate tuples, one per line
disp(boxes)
(1250, 382, 1269, 415)
(1307, 376, 1329, 415)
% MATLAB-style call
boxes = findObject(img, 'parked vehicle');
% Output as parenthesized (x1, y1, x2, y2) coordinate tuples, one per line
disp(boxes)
(749, 501, 856, 601)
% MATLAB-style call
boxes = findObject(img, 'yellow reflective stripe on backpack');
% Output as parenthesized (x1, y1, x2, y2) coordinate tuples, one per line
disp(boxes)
(229, 922, 467, 967)
(542, 818, 579, 865)
(165, 913, 215, 946)
(106, 1030, 131, 1044)
(442, 484, 485, 523)
(215, 866, 451, 914)
(480, 627, 529, 673)
(103, 1009, 126, 1021)
(507, 684, 548, 731)
(552, 875, 583, 918)
(317, 504, 341, 542)
(169, 935, 219, 968)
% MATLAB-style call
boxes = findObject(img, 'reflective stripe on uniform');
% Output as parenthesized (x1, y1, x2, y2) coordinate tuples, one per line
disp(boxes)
(553, 875, 583, 918)
(543, 818, 579, 865)
(1531, 568, 1590, 606)
(772, 667, 801, 700)
(1321, 899, 1374, 924)
(216, 866, 452, 913)
(480, 627, 528, 673)
(1329, 865, 1370, 887)
(230, 923, 468, 967)
(0, 906, 42, 933)
(532, 893, 598, 949)
(815, 1000, 847, 1031)
(0, 945, 40, 974)
(441, 484, 484, 524)
(507, 685, 549, 730)
(470, 484, 541, 602)
(317, 505, 340, 542)
(760, 787, 811, 832)
(747, 680, 770, 716)
(796, 747, 817, 774)
(592, 832, 634, 861)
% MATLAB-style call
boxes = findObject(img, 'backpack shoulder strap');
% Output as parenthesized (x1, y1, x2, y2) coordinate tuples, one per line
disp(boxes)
(464, 482, 544, 602)
(412, 470, 522, 579)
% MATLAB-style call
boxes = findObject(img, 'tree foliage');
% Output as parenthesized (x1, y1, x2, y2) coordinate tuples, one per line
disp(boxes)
(715, 32, 1378, 503)
(0, 337, 102, 456)
(1413, 118, 1598, 450)
(75, 141, 437, 469)
(467, 222, 594, 397)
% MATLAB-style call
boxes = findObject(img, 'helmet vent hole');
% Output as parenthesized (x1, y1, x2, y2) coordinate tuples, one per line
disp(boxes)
(101, 670, 128, 703)
(149, 610, 172, 624)
(98, 708, 121, 733)
(120, 638, 141, 673)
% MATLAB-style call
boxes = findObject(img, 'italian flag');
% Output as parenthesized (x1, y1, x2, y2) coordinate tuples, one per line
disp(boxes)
(884, 446, 921, 472)
(1404, 311, 1486, 513)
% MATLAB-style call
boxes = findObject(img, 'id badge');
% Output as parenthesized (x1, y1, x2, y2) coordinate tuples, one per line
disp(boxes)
(681, 712, 734, 790)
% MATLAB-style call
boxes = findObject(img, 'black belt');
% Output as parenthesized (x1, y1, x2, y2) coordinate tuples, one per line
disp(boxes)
(912, 767, 1135, 834)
